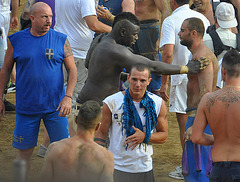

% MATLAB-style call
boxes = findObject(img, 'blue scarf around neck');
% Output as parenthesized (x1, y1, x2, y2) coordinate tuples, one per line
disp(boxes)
(122, 88, 158, 145)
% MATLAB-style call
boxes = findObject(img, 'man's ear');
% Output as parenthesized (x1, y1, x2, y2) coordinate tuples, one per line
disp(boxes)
(120, 28, 126, 37)
(127, 74, 130, 82)
(95, 123, 101, 132)
(221, 66, 226, 82)
(147, 77, 152, 85)
(75, 116, 77, 124)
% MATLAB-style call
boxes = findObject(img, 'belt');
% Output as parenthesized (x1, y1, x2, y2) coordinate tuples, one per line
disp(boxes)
(186, 108, 197, 117)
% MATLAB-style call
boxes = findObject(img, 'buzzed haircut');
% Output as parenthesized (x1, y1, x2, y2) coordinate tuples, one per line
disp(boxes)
(175, 0, 190, 6)
(222, 49, 240, 78)
(185, 17, 205, 38)
(77, 100, 102, 130)
(112, 12, 140, 28)
(129, 63, 151, 78)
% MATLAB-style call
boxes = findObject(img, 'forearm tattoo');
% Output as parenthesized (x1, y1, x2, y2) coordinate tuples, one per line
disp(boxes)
(64, 39, 73, 58)
(206, 87, 240, 113)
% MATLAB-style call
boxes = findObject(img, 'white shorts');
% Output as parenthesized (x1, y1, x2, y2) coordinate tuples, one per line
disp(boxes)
(0, 12, 10, 50)
(169, 79, 187, 114)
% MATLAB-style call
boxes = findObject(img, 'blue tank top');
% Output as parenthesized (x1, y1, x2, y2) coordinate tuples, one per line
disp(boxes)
(9, 28, 67, 114)
(98, 0, 123, 26)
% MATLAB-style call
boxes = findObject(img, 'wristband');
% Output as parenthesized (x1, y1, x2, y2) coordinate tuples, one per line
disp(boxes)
(180, 65, 189, 74)
(108, 14, 115, 23)
(65, 95, 72, 99)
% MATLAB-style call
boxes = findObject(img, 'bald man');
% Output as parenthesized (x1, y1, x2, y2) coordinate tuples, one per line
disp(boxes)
(0, 2, 77, 171)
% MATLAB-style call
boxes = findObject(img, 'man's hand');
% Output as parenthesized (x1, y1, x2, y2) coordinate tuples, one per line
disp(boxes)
(187, 57, 210, 74)
(0, 99, 5, 121)
(159, 84, 169, 101)
(184, 126, 192, 142)
(125, 126, 145, 150)
(96, 5, 114, 22)
(10, 17, 18, 29)
(56, 96, 72, 117)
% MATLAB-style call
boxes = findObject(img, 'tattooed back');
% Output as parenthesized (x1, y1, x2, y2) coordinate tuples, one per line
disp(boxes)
(202, 87, 240, 162)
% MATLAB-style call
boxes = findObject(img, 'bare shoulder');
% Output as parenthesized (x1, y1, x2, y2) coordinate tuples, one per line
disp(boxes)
(46, 138, 71, 157)
(95, 143, 114, 161)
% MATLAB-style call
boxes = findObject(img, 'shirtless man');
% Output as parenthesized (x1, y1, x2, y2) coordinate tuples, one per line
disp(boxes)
(39, 100, 114, 182)
(77, 12, 209, 106)
(191, 0, 214, 25)
(178, 17, 218, 181)
(97, 0, 170, 95)
(192, 49, 240, 181)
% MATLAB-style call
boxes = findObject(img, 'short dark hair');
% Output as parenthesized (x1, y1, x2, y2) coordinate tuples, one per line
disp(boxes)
(112, 12, 140, 28)
(175, 0, 190, 6)
(184, 17, 205, 38)
(129, 63, 151, 78)
(77, 100, 102, 130)
(222, 49, 240, 78)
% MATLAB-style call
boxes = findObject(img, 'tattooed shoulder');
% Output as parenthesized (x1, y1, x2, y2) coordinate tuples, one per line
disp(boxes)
(64, 39, 73, 58)
(206, 88, 240, 112)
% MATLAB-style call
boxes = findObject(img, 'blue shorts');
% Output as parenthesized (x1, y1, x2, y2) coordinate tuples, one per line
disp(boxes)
(13, 111, 70, 149)
(183, 115, 212, 182)
(210, 162, 240, 182)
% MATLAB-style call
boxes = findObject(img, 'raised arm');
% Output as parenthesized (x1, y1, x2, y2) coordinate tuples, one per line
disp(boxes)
(57, 39, 77, 117)
(121, 49, 209, 75)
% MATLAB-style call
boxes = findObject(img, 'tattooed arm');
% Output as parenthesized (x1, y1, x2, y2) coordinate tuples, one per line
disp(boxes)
(57, 39, 77, 117)
(192, 93, 214, 146)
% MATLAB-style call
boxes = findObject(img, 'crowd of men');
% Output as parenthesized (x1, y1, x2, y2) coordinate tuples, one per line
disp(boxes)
(1, 0, 240, 181)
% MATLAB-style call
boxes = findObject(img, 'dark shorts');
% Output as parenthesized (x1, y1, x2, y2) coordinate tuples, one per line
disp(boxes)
(13, 111, 70, 149)
(114, 169, 155, 182)
(210, 162, 240, 182)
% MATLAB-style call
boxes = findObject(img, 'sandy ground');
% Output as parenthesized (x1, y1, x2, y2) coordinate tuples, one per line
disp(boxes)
(0, 93, 183, 182)
(0, 1, 184, 181)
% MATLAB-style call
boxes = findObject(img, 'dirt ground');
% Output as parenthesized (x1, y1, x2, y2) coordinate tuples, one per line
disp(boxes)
(0, 93, 183, 182)
(0, 1, 184, 181)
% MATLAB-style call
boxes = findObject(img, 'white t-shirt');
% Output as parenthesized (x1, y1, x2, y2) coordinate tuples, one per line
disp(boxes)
(204, 28, 236, 88)
(54, 0, 97, 59)
(160, 4, 210, 86)
(103, 91, 162, 173)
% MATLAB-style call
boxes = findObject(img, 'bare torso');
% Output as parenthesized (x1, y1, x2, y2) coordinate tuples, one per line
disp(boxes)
(204, 88, 240, 162)
(78, 36, 128, 105)
(48, 136, 113, 182)
(194, 7, 215, 25)
(187, 45, 218, 109)
(135, 0, 159, 21)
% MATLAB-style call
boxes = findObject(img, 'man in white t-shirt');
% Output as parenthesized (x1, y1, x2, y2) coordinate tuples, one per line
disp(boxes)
(54, 0, 112, 136)
(203, 2, 237, 89)
(159, 0, 210, 179)
(1, 0, 18, 51)
(0, 0, 18, 111)
(94, 63, 168, 182)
